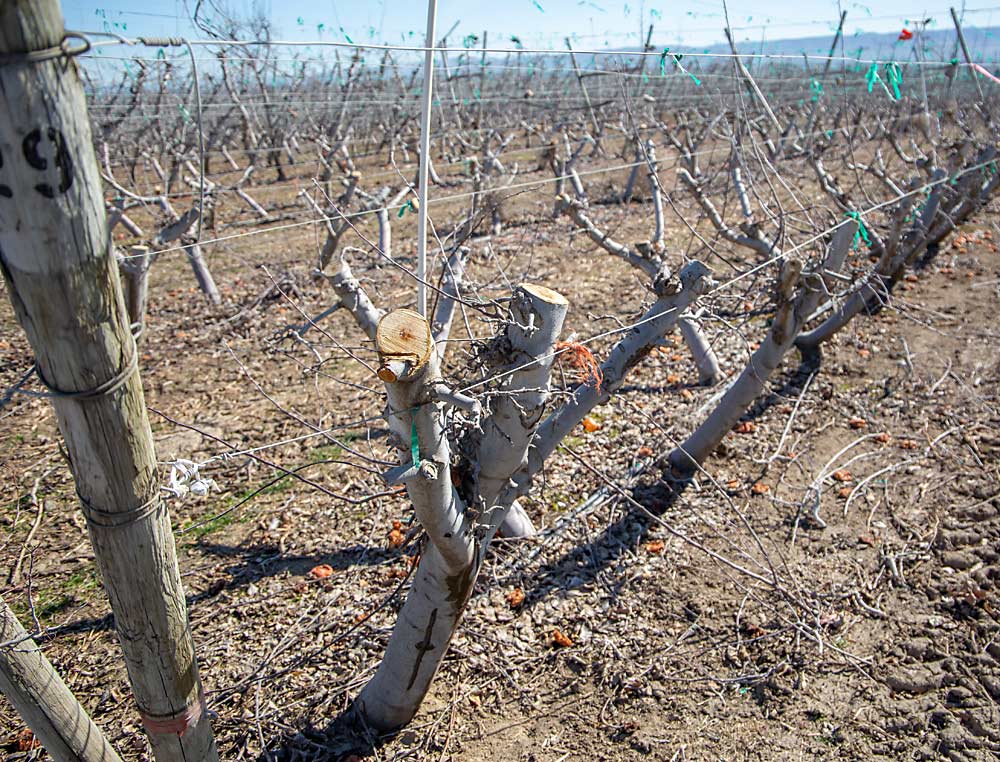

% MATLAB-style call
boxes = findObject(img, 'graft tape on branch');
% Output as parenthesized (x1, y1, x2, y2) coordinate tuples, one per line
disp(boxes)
(865, 62, 880, 92)
(659, 48, 701, 86)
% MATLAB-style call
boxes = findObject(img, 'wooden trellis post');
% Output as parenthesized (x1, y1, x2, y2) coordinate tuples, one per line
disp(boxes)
(0, 597, 124, 762)
(0, 2, 219, 760)
(950, 7, 987, 104)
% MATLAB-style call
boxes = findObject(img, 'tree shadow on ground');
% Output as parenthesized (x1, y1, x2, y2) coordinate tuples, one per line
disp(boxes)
(513, 350, 822, 611)
(256, 710, 386, 761)
(38, 539, 392, 644)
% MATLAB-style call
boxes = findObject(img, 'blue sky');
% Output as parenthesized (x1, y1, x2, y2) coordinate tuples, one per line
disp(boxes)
(63, 0, 1000, 51)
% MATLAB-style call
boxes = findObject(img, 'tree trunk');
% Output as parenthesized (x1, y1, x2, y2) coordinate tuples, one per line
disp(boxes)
(670, 223, 856, 471)
(531, 262, 712, 467)
(184, 242, 222, 306)
(678, 314, 722, 386)
(118, 245, 150, 334)
(356, 285, 568, 729)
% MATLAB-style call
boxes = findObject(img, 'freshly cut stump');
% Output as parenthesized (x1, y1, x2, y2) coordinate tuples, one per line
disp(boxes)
(376, 308, 434, 382)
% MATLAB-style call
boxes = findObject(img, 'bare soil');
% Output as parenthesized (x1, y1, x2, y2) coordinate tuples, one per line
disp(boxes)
(1, 176, 998, 761)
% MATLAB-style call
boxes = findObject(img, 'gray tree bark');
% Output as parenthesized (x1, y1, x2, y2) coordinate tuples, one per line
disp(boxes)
(355, 285, 568, 729)
(670, 222, 856, 471)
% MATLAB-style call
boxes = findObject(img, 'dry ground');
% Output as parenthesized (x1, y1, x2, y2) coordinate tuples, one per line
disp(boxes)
(0, 163, 998, 761)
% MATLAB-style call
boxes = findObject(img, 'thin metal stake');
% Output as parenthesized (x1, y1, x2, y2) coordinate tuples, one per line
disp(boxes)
(416, 0, 438, 316)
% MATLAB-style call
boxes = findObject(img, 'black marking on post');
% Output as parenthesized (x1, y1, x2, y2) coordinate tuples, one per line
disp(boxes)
(0, 148, 12, 198)
(22, 127, 74, 198)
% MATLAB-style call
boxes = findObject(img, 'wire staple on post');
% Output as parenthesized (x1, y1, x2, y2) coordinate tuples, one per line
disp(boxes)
(33, 348, 139, 400)
(0, 32, 90, 66)
(77, 491, 165, 529)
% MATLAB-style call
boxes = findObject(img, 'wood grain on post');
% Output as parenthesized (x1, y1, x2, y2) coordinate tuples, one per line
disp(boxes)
(0, 2, 219, 760)
(0, 598, 124, 762)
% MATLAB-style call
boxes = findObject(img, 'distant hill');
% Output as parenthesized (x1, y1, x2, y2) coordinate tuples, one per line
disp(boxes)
(582, 26, 1000, 73)
(696, 25, 1000, 66)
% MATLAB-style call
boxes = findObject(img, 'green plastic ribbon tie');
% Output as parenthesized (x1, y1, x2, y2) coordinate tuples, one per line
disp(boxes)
(846, 211, 871, 250)
(810, 78, 823, 101)
(865, 63, 880, 93)
(885, 62, 902, 100)
(397, 199, 416, 218)
(660, 48, 701, 85)
(410, 407, 420, 468)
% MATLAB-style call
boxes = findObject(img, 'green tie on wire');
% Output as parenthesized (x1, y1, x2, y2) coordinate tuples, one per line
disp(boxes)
(845, 211, 871, 251)
(810, 78, 823, 102)
(865, 63, 880, 93)
(659, 48, 701, 86)
(885, 63, 903, 100)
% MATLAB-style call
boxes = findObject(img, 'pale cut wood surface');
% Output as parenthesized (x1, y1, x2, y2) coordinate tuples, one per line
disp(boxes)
(376, 308, 434, 365)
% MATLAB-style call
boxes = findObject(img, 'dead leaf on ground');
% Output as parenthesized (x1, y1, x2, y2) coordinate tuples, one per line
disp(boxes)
(15, 729, 40, 752)
(552, 629, 573, 647)
(506, 588, 526, 608)
(309, 564, 334, 579)
(388, 519, 406, 547)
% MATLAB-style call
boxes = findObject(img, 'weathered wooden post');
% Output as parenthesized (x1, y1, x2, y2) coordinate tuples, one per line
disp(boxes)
(0, 2, 219, 760)
(950, 7, 987, 104)
(0, 598, 124, 762)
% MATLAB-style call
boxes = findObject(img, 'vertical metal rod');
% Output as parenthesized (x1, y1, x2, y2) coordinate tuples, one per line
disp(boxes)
(417, 0, 438, 316)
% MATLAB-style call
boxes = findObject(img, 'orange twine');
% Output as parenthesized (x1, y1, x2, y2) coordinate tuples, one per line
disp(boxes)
(554, 341, 603, 392)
